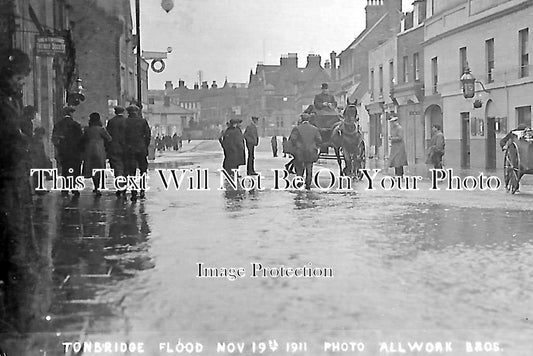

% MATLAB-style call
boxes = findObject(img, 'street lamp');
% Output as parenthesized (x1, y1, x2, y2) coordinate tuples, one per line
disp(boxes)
(460, 65, 491, 99)
(135, 0, 173, 109)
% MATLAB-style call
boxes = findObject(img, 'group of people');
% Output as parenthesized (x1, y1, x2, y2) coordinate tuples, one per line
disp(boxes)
(155, 133, 183, 152)
(52, 105, 151, 200)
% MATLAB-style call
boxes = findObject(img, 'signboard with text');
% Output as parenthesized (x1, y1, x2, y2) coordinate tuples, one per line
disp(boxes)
(35, 36, 66, 56)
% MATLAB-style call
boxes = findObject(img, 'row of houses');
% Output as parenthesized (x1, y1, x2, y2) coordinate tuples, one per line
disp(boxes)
(149, 0, 532, 171)
(345, 0, 533, 171)
(1, 0, 148, 159)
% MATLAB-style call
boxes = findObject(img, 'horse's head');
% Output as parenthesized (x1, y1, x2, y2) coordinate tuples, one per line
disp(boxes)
(343, 99, 358, 123)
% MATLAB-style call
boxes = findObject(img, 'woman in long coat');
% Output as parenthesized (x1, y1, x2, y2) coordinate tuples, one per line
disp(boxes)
(82, 112, 112, 195)
(221, 118, 245, 173)
(388, 117, 408, 176)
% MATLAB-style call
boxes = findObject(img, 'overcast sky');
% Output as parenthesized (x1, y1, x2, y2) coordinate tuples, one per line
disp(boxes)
(136, 0, 413, 89)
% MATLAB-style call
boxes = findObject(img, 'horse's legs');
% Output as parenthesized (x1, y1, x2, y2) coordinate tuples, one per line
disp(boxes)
(335, 147, 344, 176)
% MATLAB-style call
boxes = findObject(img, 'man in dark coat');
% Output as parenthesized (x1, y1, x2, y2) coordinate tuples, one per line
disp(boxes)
(221, 118, 245, 173)
(289, 114, 322, 190)
(243, 116, 259, 175)
(0, 48, 42, 331)
(388, 116, 408, 176)
(426, 124, 445, 169)
(271, 136, 278, 157)
(106, 106, 127, 195)
(52, 106, 83, 196)
(313, 83, 337, 113)
(124, 105, 151, 200)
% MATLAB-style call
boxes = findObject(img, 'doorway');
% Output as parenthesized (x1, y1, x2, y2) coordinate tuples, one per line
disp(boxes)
(461, 112, 470, 168)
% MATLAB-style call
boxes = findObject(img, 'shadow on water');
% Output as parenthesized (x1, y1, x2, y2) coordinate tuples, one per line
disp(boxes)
(0, 193, 153, 355)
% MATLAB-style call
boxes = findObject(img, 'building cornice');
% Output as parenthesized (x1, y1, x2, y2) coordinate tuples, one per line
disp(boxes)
(423, 0, 533, 47)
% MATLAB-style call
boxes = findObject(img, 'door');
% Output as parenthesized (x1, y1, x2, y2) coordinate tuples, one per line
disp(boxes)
(461, 112, 470, 168)
(486, 116, 496, 169)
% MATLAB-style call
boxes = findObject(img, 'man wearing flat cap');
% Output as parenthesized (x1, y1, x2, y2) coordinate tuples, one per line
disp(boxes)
(221, 118, 245, 173)
(124, 105, 151, 200)
(106, 106, 127, 195)
(243, 116, 259, 175)
(313, 83, 337, 113)
(52, 106, 83, 196)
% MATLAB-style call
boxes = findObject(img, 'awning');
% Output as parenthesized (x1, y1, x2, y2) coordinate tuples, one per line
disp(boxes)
(395, 93, 419, 106)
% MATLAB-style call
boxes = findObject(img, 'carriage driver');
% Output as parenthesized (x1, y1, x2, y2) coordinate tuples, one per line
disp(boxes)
(313, 83, 337, 112)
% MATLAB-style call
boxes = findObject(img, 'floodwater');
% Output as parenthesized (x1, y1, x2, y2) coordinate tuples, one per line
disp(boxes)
(1, 141, 532, 355)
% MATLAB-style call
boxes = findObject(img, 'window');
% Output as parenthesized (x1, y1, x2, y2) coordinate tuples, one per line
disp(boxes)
(379, 65, 383, 98)
(413, 53, 420, 81)
(517, 106, 531, 127)
(459, 47, 468, 76)
(370, 69, 375, 100)
(519, 28, 529, 78)
(431, 57, 438, 94)
(403, 56, 409, 83)
(486, 39, 495, 83)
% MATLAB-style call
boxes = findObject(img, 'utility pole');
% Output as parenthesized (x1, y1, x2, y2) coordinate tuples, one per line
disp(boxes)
(136, 0, 142, 108)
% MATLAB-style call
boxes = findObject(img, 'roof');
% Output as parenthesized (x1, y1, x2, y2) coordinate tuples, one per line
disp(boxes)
(340, 13, 389, 56)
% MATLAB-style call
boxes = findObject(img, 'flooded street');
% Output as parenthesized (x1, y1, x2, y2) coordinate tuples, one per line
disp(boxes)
(2, 142, 533, 355)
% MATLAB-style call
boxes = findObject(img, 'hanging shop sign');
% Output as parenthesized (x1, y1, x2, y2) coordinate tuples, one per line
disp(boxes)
(35, 36, 66, 56)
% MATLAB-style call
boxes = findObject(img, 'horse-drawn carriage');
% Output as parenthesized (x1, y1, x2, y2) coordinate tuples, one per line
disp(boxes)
(308, 101, 366, 178)
(503, 128, 533, 193)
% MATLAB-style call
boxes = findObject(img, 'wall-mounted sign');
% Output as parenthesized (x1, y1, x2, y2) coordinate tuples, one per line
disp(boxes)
(35, 36, 66, 56)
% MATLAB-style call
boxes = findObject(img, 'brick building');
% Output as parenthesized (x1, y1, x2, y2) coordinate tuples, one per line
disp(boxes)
(248, 53, 333, 137)
(69, 0, 148, 124)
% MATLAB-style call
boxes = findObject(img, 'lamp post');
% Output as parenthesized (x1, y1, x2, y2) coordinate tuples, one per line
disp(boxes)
(460, 65, 491, 108)
(135, 0, 174, 110)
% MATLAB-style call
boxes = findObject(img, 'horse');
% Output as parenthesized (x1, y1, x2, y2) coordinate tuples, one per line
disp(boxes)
(331, 100, 364, 178)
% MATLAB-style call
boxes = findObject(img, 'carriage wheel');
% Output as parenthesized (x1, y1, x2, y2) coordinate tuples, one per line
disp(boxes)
(356, 141, 366, 180)
(503, 142, 520, 194)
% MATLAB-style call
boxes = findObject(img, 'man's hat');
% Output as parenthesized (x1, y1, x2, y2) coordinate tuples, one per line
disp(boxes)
(321, 83, 328, 90)
(388, 116, 398, 122)
(229, 118, 242, 124)
(126, 105, 139, 114)
(251, 116, 259, 121)
(114, 106, 125, 114)
(62, 106, 76, 116)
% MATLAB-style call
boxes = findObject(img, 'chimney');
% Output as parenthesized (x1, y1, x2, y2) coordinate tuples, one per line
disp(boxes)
(211, 80, 218, 89)
(330, 51, 337, 81)
(178, 79, 185, 88)
(306, 54, 321, 69)
(201, 81, 208, 89)
(194, 82, 199, 90)
(280, 53, 298, 69)
(165, 80, 173, 91)
(164, 96, 170, 107)
(365, 0, 385, 29)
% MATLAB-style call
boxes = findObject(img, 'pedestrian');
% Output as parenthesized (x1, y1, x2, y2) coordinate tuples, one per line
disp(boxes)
(271, 135, 278, 157)
(106, 106, 127, 195)
(124, 105, 151, 201)
(172, 133, 179, 150)
(289, 113, 322, 190)
(282, 136, 288, 158)
(30, 126, 52, 193)
(388, 116, 408, 176)
(244, 116, 259, 175)
(219, 121, 230, 147)
(20, 105, 36, 137)
(52, 106, 83, 197)
(0, 48, 40, 330)
(82, 112, 112, 196)
(426, 124, 445, 169)
(186, 131, 191, 144)
(221, 118, 245, 174)
(178, 134, 183, 149)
